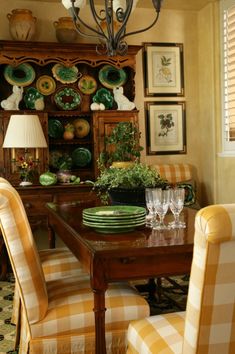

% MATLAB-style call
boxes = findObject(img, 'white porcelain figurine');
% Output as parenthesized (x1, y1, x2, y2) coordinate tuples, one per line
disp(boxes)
(1, 85, 23, 110)
(113, 86, 135, 110)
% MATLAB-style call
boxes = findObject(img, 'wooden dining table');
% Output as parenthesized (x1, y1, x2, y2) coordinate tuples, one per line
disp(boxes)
(46, 200, 197, 354)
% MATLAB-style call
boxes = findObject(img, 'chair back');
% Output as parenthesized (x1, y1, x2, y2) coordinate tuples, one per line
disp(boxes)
(0, 181, 48, 323)
(151, 163, 192, 184)
(183, 204, 235, 353)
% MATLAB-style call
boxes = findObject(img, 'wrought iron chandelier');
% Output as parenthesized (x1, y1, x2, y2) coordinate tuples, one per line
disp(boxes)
(62, 0, 163, 56)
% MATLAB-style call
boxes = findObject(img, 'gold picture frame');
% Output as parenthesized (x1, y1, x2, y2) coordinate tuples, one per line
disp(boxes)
(145, 101, 186, 155)
(143, 42, 184, 96)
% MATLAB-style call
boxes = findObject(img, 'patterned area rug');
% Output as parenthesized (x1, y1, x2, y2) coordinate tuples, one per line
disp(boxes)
(0, 275, 188, 354)
(0, 275, 17, 354)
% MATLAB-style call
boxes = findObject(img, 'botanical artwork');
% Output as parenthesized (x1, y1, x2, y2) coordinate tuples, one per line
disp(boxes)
(144, 43, 184, 96)
(152, 52, 176, 87)
(158, 112, 175, 137)
(154, 108, 179, 147)
(145, 102, 186, 155)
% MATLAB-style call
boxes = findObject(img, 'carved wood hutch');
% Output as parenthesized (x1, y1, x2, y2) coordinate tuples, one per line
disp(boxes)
(0, 40, 141, 277)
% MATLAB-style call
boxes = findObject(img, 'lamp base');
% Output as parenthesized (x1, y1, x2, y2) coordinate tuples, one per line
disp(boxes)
(19, 181, 32, 187)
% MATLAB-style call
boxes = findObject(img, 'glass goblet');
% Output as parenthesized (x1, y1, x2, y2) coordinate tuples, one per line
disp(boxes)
(169, 188, 186, 229)
(152, 189, 170, 230)
(145, 188, 156, 228)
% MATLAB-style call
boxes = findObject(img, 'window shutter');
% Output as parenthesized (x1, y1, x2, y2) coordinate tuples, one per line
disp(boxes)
(223, 2, 235, 141)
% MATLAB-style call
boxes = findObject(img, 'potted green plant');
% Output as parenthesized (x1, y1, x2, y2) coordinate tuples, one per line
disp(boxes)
(99, 121, 144, 168)
(93, 162, 168, 205)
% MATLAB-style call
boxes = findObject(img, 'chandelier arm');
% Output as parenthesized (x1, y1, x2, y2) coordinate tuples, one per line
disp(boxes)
(101, 1, 113, 41)
(113, 0, 133, 48)
(89, 0, 109, 40)
(120, 11, 160, 40)
(70, 2, 106, 39)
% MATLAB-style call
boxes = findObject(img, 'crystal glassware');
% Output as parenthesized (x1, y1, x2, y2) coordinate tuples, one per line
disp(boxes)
(145, 188, 156, 228)
(152, 189, 170, 230)
(169, 188, 186, 229)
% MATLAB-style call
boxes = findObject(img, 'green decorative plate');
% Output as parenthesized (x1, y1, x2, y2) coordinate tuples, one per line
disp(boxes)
(24, 87, 43, 109)
(54, 87, 81, 110)
(83, 219, 145, 234)
(72, 147, 91, 167)
(48, 119, 64, 138)
(92, 88, 113, 109)
(82, 215, 146, 226)
(78, 75, 97, 95)
(98, 65, 127, 89)
(83, 205, 146, 218)
(73, 118, 90, 138)
(4, 63, 36, 87)
(52, 64, 80, 84)
(36, 75, 56, 95)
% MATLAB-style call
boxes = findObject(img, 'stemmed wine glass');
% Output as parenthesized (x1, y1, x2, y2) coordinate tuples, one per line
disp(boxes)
(169, 188, 186, 229)
(152, 189, 170, 230)
(145, 188, 157, 228)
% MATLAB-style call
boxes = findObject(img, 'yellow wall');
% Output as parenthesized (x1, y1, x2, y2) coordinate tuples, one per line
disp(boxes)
(0, 0, 224, 206)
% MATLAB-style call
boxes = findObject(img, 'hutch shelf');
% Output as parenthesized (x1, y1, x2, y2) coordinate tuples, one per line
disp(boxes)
(0, 40, 141, 270)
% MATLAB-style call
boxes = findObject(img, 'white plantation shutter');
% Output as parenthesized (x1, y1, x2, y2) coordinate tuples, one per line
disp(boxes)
(222, 0, 235, 151)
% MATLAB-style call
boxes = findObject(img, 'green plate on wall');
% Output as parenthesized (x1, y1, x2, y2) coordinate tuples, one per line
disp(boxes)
(98, 65, 127, 89)
(4, 63, 36, 87)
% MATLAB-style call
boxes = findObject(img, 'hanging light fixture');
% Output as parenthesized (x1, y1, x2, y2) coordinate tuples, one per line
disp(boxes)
(62, 0, 163, 56)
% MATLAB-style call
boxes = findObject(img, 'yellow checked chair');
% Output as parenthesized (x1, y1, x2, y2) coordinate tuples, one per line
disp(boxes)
(0, 179, 85, 332)
(127, 204, 235, 353)
(0, 182, 150, 354)
(150, 163, 199, 208)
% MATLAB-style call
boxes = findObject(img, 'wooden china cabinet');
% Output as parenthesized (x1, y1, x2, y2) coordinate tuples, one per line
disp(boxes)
(0, 40, 141, 277)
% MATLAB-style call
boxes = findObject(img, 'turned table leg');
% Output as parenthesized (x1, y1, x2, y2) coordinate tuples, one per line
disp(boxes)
(93, 288, 107, 354)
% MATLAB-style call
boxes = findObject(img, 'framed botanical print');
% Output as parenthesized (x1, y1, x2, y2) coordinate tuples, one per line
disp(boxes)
(145, 101, 186, 155)
(143, 42, 184, 96)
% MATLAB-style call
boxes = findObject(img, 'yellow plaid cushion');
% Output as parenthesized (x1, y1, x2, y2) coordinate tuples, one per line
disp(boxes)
(12, 247, 87, 327)
(127, 312, 185, 354)
(151, 164, 192, 184)
(39, 247, 87, 280)
(19, 275, 149, 354)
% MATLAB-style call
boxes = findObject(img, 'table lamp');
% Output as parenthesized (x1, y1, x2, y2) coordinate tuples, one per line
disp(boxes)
(3, 114, 47, 186)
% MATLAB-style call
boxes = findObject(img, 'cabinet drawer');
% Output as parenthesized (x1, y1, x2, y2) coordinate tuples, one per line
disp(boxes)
(21, 194, 52, 215)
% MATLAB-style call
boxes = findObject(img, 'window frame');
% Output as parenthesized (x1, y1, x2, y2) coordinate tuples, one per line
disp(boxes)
(220, 0, 235, 156)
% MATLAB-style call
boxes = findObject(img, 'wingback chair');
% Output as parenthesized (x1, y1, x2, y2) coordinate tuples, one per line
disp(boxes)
(127, 204, 235, 353)
(0, 181, 150, 354)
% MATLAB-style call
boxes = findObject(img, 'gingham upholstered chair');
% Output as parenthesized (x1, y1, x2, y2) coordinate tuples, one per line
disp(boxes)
(127, 204, 235, 353)
(150, 163, 199, 208)
(0, 179, 85, 327)
(0, 182, 150, 354)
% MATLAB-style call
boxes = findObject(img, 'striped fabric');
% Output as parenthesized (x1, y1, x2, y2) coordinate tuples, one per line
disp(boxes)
(127, 204, 235, 353)
(0, 182, 48, 324)
(0, 182, 150, 354)
(151, 164, 192, 184)
(11, 247, 87, 327)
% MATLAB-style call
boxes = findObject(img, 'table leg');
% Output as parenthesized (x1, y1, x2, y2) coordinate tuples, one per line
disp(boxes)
(47, 223, 55, 249)
(93, 288, 107, 354)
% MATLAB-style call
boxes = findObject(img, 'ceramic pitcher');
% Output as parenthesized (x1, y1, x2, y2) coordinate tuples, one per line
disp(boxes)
(7, 9, 37, 41)
(53, 17, 79, 43)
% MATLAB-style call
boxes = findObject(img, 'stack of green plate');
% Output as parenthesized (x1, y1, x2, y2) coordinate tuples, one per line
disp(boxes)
(82, 205, 146, 234)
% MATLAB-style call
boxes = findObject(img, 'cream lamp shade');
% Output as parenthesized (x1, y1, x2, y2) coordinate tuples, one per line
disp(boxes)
(3, 114, 47, 149)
